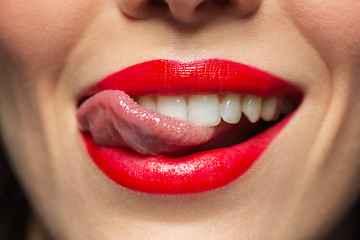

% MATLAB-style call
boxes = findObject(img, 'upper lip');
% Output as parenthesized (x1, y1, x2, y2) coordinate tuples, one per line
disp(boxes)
(82, 59, 302, 98)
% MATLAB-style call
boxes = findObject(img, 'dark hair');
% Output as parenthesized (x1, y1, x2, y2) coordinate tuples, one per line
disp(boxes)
(327, 198, 360, 240)
(0, 140, 28, 240)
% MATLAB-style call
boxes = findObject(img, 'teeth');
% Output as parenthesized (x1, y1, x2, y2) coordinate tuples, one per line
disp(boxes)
(137, 94, 290, 126)
(221, 94, 242, 124)
(261, 97, 277, 121)
(157, 96, 187, 121)
(137, 96, 156, 112)
(241, 95, 262, 123)
(188, 94, 221, 126)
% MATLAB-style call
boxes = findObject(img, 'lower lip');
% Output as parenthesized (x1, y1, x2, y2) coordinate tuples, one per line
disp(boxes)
(82, 115, 291, 194)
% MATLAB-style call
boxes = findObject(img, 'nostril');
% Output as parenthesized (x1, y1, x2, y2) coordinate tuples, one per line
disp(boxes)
(213, 0, 231, 7)
(195, 2, 204, 11)
(149, 0, 168, 7)
(117, 0, 261, 24)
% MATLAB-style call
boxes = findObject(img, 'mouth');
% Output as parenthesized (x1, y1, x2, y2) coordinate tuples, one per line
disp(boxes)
(77, 59, 303, 194)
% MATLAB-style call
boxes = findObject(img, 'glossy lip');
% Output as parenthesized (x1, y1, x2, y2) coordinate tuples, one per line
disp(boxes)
(86, 59, 301, 97)
(79, 59, 302, 194)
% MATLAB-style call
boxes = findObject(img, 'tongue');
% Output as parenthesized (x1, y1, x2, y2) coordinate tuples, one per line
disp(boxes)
(76, 90, 217, 156)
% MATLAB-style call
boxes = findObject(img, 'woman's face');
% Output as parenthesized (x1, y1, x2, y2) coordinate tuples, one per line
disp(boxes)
(1, 0, 360, 239)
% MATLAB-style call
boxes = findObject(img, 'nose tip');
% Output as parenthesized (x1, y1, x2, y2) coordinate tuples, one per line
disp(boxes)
(233, 0, 261, 17)
(117, 0, 261, 24)
(164, 0, 207, 23)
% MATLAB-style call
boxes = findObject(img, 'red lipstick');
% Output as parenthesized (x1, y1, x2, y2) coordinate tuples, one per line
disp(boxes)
(89, 59, 299, 97)
(78, 59, 301, 194)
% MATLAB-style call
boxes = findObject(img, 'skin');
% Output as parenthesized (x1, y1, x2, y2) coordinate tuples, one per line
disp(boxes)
(0, 0, 359, 239)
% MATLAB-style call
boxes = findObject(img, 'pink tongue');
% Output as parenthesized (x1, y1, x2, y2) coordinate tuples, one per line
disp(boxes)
(76, 90, 216, 156)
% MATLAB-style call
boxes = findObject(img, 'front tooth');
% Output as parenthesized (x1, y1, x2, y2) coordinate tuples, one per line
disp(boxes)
(188, 94, 221, 126)
(138, 96, 156, 112)
(242, 95, 262, 123)
(261, 97, 277, 121)
(156, 96, 187, 121)
(221, 94, 241, 124)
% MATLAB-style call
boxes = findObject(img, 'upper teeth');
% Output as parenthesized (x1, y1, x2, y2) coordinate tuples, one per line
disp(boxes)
(137, 94, 280, 126)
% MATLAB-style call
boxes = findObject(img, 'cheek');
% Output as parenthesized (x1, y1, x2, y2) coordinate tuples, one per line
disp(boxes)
(0, 0, 98, 72)
(287, 1, 360, 68)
